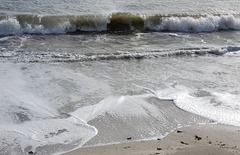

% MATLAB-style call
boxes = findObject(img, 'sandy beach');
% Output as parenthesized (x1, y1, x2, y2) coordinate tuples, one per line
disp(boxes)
(64, 124, 240, 155)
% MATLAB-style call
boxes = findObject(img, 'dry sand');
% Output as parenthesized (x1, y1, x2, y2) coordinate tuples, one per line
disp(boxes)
(63, 123, 240, 155)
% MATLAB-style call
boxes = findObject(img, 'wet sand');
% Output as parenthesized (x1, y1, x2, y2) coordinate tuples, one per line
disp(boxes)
(63, 123, 240, 155)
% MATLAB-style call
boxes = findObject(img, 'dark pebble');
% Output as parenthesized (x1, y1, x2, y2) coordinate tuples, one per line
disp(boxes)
(180, 141, 189, 145)
(195, 135, 202, 140)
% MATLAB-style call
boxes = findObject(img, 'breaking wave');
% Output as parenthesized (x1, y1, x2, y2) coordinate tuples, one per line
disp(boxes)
(1, 46, 240, 63)
(1, 13, 240, 35)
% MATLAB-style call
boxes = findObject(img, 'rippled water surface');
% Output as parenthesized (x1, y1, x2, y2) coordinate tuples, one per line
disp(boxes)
(1, 0, 240, 155)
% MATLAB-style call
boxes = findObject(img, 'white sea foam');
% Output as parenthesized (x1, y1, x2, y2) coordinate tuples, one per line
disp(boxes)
(22, 21, 74, 34)
(150, 15, 240, 32)
(1, 52, 240, 154)
(71, 94, 161, 122)
(0, 116, 97, 153)
(2, 14, 240, 35)
(157, 85, 240, 126)
(0, 18, 21, 35)
(0, 17, 75, 35)
(0, 63, 111, 154)
(0, 62, 111, 123)
(1, 0, 240, 154)
(0, 64, 57, 124)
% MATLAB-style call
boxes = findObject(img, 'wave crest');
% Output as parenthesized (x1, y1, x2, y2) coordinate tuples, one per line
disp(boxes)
(1, 13, 240, 35)
(154, 15, 240, 32)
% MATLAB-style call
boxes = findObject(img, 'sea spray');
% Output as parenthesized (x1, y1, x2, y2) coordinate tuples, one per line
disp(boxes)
(2, 14, 240, 35)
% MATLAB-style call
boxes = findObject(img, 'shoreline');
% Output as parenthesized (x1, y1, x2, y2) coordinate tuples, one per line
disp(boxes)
(63, 123, 240, 155)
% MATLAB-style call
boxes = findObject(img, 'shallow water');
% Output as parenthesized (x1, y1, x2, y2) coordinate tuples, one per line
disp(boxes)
(1, 0, 240, 154)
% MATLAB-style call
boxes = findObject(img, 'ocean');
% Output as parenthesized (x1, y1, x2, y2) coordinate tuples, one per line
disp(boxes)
(1, 0, 240, 154)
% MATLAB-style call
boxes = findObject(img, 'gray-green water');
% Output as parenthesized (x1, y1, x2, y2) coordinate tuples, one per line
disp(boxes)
(1, 0, 240, 154)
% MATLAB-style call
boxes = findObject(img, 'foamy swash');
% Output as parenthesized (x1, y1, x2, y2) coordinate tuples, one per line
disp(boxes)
(1, 46, 240, 63)
(1, 13, 240, 35)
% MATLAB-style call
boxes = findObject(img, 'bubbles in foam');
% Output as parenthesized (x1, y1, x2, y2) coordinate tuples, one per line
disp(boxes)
(0, 18, 21, 35)
(2, 14, 240, 35)
(153, 15, 240, 32)
(0, 17, 75, 35)
(0, 116, 97, 154)
(0, 62, 111, 154)
(157, 85, 240, 126)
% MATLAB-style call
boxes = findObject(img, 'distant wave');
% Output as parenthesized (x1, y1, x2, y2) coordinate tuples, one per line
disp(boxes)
(1, 46, 240, 63)
(1, 13, 240, 35)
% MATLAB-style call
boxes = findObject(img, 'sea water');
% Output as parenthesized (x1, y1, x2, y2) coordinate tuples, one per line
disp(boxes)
(1, 0, 240, 154)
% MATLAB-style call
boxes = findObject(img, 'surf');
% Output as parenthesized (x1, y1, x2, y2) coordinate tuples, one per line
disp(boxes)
(1, 13, 240, 36)
(1, 46, 239, 63)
